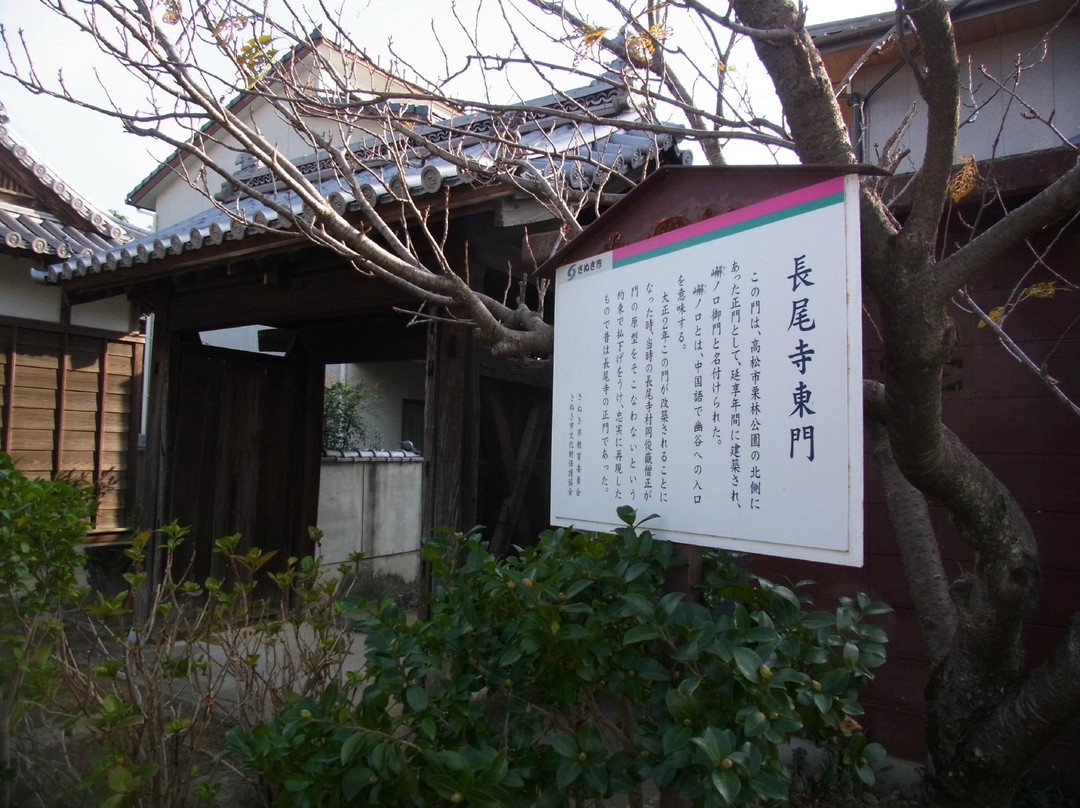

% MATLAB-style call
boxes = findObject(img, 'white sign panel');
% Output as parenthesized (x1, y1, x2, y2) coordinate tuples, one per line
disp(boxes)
(551, 174, 863, 566)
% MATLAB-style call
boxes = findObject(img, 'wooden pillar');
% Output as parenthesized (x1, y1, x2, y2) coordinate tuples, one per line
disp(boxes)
(293, 349, 325, 561)
(421, 321, 477, 536)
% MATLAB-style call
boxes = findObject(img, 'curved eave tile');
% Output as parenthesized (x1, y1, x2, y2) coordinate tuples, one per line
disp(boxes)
(0, 122, 144, 243)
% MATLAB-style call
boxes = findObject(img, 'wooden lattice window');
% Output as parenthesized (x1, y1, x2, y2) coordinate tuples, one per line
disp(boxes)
(0, 318, 144, 538)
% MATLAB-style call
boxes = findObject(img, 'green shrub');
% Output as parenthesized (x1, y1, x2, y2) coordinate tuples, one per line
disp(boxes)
(0, 452, 96, 800)
(227, 508, 890, 807)
(322, 380, 380, 451)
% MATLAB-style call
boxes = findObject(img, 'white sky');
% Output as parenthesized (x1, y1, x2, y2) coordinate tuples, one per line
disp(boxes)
(0, 0, 894, 225)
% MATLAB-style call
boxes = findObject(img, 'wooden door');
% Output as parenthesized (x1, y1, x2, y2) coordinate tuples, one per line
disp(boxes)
(166, 339, 321, 585)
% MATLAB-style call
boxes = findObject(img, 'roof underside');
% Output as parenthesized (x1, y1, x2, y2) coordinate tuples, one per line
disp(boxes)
(809, 0, 1080, 82)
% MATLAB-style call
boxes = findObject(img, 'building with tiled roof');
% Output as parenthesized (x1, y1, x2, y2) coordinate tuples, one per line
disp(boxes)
(0, 103, 146, 539)
(33, 38, 690, 591)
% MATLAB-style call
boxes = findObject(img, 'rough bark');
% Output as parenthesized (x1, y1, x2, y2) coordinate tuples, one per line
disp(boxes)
(864, 391, 956, 660)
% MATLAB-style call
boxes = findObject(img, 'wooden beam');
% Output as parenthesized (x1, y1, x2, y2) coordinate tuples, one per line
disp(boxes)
(255, 318, 429, 363)
(166, 268, 418, 331)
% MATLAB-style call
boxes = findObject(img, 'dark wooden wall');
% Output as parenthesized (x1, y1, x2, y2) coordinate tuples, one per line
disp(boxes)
(162, 338, 323, 584)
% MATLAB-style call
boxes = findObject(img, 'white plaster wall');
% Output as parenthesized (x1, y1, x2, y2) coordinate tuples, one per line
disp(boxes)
(1, 257, 137, 333)
(153, 106, 343, 226)
(0, 258, 61, 321)
(853, 18, 1080, 167)
(330, 360, 426, 450)
(316, 459, 424, 595)
(70, 294, 137, 333)
(144, 47, 460, 226)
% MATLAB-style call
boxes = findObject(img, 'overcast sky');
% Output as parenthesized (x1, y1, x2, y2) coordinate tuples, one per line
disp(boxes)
(0, 0, 894, 225)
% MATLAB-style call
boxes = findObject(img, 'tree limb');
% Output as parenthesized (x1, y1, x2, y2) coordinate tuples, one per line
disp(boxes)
(896, 0, 960, 254)
(864, 382, 957, 662)
(937, 159, 1080, 295)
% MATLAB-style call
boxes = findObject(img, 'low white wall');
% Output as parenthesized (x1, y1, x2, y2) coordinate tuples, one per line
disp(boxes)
(316, 451, 423, 601)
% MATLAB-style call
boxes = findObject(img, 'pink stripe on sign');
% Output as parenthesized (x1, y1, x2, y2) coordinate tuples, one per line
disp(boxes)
(612, 175, 846, 263)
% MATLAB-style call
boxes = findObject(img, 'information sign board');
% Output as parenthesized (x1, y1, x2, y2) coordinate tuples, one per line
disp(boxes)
(551, 174, 863, 565)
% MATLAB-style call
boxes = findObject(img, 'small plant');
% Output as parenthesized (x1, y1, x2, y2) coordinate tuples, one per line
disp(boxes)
(229, 507, 890, 807)
(11, 523, 360, 808)
(322, 380, 380, 451)
(0, 452, 96, 808)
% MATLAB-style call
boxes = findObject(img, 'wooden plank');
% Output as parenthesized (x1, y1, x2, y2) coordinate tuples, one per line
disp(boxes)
(93, 508, 125, 531)
(970, 339, 1080, 399)
(65, 369, 102, 393)
(14, 330, 62, 351)
(0, 313, 144, 344)
(422, 322, 477, 536)
(11, 365, 61, 390)
(969, 396, 1080, 456)
(104, 393, 131, 414)
(98, 488, 127, 511)
(106, 354, 134, 375)
(61, 430, 126, 452)
(66, 351, 101, 373)
(982, 453, 1080, 514)
(10, 428, 56, 451)
(103, 410, 129, 433)
(108, 341, 134, 358)
(104, 374, 135, 395)
(485, 389, 517, 482)
(126, 339, 144, 518)
(12, 350, 60, 371)
(10, 407, 80, 430)
(68, 334, 107, 355)
(0, 324, 10, 450)
(489, 400, 548, 555)
(32, 389, 94, 412)
(478, 349, 553, 388)
(7, 450, 53, 472)
(55, 450, 128, 472)
(54, 333, 70, 477)
(99, 450, 128, 471)
(95, 340, 108, 488)
(12, 387, 61, 411)
(167, 267, 419, 331)
(56, 452, 100, 472)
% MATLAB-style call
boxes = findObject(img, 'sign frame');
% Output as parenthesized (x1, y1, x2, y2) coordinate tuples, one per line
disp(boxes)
(550, 173, 863, 566)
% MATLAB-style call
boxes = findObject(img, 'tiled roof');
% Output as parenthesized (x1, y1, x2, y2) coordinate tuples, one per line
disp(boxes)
(321, 449, 423, 462)
(42, 82, 688, 283)
(0, 201, 124, 259)
(0, 106, 143, 258)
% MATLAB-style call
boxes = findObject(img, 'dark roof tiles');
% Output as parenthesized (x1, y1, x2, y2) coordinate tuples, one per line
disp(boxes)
(44, 83, 685, 283)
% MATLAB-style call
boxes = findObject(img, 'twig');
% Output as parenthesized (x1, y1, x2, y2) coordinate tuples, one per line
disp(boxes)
(956, 289, 1080, 418)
